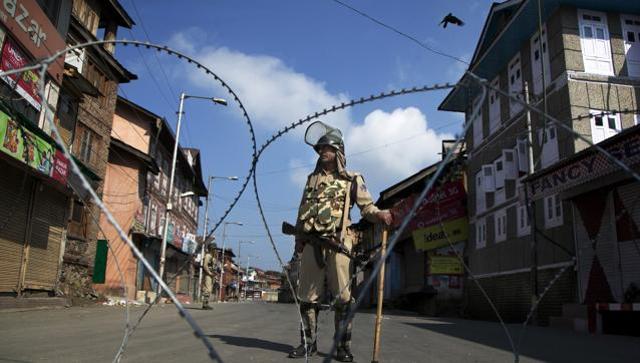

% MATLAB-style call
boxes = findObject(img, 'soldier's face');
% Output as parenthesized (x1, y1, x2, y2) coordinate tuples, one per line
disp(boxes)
(318, 145, 337, 163)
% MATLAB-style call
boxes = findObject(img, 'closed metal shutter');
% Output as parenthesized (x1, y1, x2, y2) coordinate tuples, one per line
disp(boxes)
(0, 163, 32, 292)
(574, 191, 622, 302)
(615, 183, 640, 297)
(23, 181, 67, 290)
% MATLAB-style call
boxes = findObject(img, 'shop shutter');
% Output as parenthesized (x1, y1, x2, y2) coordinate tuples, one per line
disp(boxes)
(615, 183, 640, 296)
(23, 182, 67, 290)
(0, 164, 32, 292)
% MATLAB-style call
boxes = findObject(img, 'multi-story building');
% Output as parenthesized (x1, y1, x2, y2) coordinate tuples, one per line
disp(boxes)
(61, 0, 136, 297)
(0, 0, 82, 300)
(438, 0, 640, 324)
(143, 108, 206, 300)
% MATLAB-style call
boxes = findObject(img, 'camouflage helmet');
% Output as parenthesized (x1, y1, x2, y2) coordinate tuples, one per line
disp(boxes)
(305, 120, 344, 153)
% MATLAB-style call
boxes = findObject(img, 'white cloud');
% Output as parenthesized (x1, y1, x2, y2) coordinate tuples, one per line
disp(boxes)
(346, 107, 453, 189)
(168, 31, 351, 132)
(168, 30, 452, 192)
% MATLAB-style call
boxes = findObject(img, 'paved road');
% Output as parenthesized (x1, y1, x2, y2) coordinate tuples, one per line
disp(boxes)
(1, 302, 639, 362)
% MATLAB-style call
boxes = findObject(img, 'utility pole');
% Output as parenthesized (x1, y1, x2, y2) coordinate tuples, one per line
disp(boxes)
(157, 93, 186, 295)
(196, 177, 213, 302)
(157, 93, 227, 296)
(525, 81, 539, 323)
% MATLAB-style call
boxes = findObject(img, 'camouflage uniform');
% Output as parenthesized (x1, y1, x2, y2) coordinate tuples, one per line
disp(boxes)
(202, 249, 214, 309)
(295, 168, 380, 353)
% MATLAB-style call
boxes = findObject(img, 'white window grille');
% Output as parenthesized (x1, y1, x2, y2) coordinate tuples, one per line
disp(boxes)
(531, 25, 552, 95)
(503, 149, 518, 179)
(495, 209, 507, 242)
(476, 171, 485, 214)
(508, 54, 524, 117)
(489, 76, 501, 134)
(482, 164, 496, 192)
(517, 137, 529, 174)
(621, 14, 640, 77)
(538, 125, 559, 168)
(590, 110, 621, 144)
(476, 218, 487, 249)
(517, 204, 531, 236)
(578, 9, 614, 76)
(544, 194, 563, 228)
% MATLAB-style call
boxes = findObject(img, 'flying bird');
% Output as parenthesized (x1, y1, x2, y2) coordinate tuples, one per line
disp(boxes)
(440, 13, 465, 28)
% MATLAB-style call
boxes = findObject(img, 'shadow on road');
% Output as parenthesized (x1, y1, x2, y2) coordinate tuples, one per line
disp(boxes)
(208, 334, 293, 354)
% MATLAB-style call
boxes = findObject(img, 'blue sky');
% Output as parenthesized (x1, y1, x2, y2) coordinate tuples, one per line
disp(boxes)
(115, 0, 491, 270)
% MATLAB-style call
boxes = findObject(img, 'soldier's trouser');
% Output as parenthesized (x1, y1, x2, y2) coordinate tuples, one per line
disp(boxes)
(299, 302, 319, 345)
(297, 239, 354, 348)
(202, 276, 213, 304)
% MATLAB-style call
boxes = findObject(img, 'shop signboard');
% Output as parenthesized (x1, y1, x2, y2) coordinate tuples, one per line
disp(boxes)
(0, 35, 41, 110)
(391, 179, 467, 233)
(0, 109, 70, 184)
(411, 216, 468, 251)
(0, 0, 66, 82)
(429, 255, 463, 275)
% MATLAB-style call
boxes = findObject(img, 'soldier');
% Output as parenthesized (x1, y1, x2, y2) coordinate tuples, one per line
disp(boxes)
(202, 241, 216, 310)
(288, 121, 392, 362)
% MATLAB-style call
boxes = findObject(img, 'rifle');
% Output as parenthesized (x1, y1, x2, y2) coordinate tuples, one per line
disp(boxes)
(282, 221, 351, 257)
(282, 221, 380, 269)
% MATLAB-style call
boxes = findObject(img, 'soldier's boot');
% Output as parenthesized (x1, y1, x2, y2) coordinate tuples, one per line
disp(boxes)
(334, 301, 354, 362)
(289, 302, 319, 359)
(202, 298, 213, 310)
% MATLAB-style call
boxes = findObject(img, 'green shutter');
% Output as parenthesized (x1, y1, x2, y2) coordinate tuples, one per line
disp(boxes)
(92, 239, 108, 283)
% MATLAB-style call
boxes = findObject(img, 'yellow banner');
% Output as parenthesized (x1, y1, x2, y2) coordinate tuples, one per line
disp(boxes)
(412, 217, 468, 251)
(429, 256, 463, 275)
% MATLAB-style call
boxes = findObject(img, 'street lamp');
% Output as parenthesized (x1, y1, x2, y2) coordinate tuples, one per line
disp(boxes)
(236, 240, 254, 301)
(219, 221, 242, 302)
(196, 175, 239, 302)
(157, 92, 227, 295)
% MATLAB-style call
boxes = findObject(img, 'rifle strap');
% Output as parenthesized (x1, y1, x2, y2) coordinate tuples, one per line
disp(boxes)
(339, 180, 353, 248)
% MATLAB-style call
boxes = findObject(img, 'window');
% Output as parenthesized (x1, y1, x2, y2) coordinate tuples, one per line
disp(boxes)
(150, 202, 158, 234)
(471, 96, 483, 147)
(538, 125, 559, 168)
(621, 14, 640, 77)
(476, 218, 487, 249)
(517, 137, 530, 174)
(635, 114, 640, 125)
(476, 171, 485, 213)
(590, 110, 621, 144)
(84, 61, 109, 107)
(494, 156, 506, 205)
(489, 76, 501, 134)
(508, 55, 524, 117)
(495, 209, 507, 242)
(77, 125, 98, 166)
(578, 9, 614, 75)
(517, 204, 531, 236)
(503, 149, 518, 180)
(531, 25, 552, 95)
(71, 199, 84, 223)
(72, 0, 99, 34)
(482, 165, 496, 192)
(544, 194, 563, 228)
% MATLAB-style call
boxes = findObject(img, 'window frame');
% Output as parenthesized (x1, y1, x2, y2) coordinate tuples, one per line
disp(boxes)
(544, 194, 563, 228)
(495, 209, 507, 242)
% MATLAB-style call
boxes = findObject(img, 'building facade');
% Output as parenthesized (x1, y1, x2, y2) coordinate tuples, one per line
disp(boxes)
(439, 0, 640, 323)
(0, 0, 78, 298)
(61, 0, 136, 298)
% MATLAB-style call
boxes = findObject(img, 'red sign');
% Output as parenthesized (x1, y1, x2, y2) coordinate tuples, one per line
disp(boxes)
(0, 0, 66, 82)
(0, 36, 41, 109)
(391, 179, 467, 232)
(50, 149, 68, 184)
